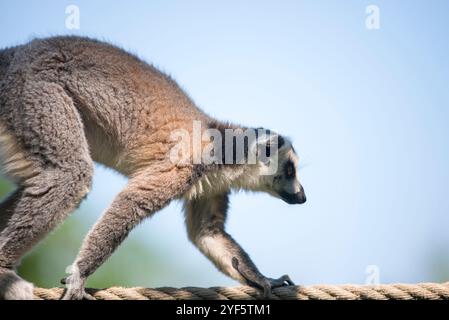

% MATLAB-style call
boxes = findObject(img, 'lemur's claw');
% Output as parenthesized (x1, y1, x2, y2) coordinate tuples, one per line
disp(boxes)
(267, 274, 295, 287)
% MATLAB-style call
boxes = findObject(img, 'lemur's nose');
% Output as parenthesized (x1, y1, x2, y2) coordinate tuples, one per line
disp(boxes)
(295, 191, 306, 204)
(279, 188, 306, 204)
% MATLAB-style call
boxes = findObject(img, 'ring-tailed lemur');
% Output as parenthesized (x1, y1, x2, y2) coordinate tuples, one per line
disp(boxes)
(0, 36, 306, 300)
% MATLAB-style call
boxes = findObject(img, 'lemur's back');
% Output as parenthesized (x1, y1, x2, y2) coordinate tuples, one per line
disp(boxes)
(0, 36, 209, 172)
(0, 47, 16, 81)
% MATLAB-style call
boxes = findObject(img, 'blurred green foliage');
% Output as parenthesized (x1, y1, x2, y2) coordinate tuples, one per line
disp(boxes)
(0, 178, 13, 195)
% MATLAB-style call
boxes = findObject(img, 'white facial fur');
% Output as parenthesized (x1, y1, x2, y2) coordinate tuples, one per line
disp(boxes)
(184, 135, 303, 202)
(256, 138, 302, 199)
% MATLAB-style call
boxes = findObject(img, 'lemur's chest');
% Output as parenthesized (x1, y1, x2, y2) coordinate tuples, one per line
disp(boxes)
(183, 166, 260, 201)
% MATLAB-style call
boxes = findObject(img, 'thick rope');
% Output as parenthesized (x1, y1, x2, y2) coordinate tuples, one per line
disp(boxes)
(33, 282, 449, 300)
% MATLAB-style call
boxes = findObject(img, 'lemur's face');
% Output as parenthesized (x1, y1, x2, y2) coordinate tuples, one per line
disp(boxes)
(259, 136, 306, 205)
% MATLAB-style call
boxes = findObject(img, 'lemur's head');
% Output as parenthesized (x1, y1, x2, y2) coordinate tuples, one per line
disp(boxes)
(250, 131, 306, 205)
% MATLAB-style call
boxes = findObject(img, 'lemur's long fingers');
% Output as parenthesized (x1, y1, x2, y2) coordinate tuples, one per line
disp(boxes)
(282, 275, 295, 286)
(83, 291, 96, 300)
(268, 274, 295, 288)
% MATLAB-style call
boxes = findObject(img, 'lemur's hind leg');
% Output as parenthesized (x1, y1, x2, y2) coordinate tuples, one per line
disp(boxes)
(0, 81, 93, 300)
(184, 193, 294, 299)
(62, 164, 195, 300)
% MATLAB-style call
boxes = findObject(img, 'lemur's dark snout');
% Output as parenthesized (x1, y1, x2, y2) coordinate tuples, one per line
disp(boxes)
(290, 192, 307, 204)
(279, 189, 306, 205)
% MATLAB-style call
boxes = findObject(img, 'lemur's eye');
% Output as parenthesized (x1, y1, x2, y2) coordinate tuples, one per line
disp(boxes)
(284, 161, 295, 179)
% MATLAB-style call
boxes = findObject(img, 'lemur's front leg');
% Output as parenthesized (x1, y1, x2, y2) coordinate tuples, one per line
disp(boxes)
(62, 164, 194, 300)
(184, 193, 294, 298)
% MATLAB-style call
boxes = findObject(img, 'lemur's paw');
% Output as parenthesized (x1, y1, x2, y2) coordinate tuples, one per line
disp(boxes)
(61, 273, 95, 300)
(257, 275, 295, 299)
(0, 268, 35, 300)
(261, 275, 295, 298)
(231, 257, 295, 299)
(62, 288, 95, 300)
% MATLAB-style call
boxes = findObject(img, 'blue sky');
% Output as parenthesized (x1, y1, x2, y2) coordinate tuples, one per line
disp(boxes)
(1, 1, 448, 286)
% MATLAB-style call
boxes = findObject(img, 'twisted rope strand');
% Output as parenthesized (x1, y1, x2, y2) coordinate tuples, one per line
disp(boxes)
(33, 282, 449, 300)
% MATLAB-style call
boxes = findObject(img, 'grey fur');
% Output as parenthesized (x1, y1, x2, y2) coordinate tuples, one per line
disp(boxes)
(0, 36, 305, 300)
